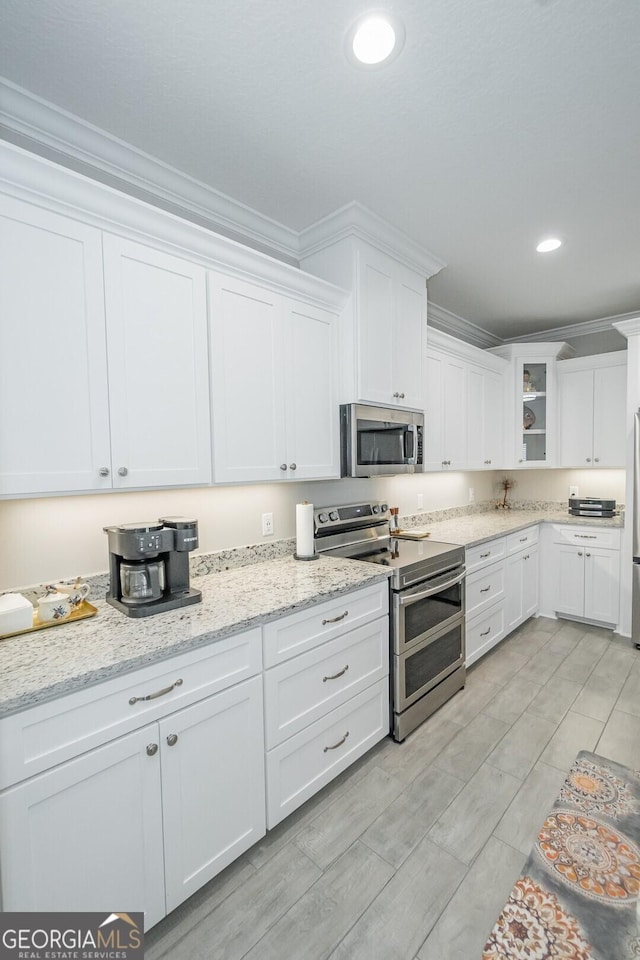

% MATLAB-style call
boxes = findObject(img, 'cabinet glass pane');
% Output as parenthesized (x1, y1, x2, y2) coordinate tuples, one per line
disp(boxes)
(521, 362, 547, 463)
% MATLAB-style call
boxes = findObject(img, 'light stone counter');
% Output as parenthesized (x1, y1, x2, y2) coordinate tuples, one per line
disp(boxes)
(0, 556, 391, 718)
(406, 508, 623, 548)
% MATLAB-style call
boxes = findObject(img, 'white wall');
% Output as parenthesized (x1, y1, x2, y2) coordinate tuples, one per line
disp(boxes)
(0, 471, 496, 590)
(506, 468, 625, 504)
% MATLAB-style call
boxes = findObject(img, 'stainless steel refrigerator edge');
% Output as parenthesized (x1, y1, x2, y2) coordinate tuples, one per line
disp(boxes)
(632, 410, 640, 646)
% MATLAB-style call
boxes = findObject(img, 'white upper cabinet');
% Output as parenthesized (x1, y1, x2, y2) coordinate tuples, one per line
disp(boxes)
(0, 198, 212, 496)
(103, 235, 211, 488)
(424, 350, 467, 470)
(209, 273, 340, 483)
(299, 207, 443, 411)
(488, 342, 573, 468)
(558, 353, 627, 468)
(0, 196, 111, 496)
(356, 242, 427, 409)
(425, 328, 507, 472)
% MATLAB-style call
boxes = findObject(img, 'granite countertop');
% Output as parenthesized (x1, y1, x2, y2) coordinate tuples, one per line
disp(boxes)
(0, 555, 391, 719)
(409, 509, 623, 548)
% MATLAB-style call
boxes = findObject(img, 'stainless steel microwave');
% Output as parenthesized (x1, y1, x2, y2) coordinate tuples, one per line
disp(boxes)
(340, 403, 424, 477)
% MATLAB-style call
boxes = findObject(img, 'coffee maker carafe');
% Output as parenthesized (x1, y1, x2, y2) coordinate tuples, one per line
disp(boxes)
(104, 517, 201, 617)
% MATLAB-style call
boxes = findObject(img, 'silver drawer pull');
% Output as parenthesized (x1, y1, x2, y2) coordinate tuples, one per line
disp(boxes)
(519, 537, 528, 542)
(129, 678, 183, 705)
(480, 586, 491, 593)
(480, 627, 491, 637)
(480, 551, 491, 558)
(323, 665, 349, 682)
(322, 611, 348, 625)
(323, 731, 349, 753)
(575, 534, 597, 539)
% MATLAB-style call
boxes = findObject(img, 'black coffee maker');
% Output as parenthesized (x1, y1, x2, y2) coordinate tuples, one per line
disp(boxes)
(104, 517, 202, 617)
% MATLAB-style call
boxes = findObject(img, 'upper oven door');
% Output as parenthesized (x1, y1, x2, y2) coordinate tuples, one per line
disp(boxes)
(341, 403, 424, 478)
(393, 565, 465, 654)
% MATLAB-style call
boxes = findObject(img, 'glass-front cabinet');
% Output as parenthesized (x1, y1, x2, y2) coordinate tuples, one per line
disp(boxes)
(488, 342, 574, 468)
(520, 360, 548, 464)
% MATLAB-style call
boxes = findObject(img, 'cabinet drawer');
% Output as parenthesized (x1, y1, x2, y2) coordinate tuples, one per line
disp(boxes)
(507, 525, 539, 554)
(466, 537, 506, 574)
(264, 618, 388, 748)
(551, 524, 621, 549)
(0, 628, 262, 789)
(466, 563, 505, 620)
(466, 603, 505, 668)
(262, 582, 389, 667)
(265, 678, 389, 828)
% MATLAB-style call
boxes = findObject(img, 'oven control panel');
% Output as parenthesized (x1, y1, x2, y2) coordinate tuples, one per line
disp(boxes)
(314, 501, 389, 531)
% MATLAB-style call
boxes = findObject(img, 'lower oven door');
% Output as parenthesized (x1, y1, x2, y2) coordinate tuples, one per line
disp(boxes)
(393, 617, 465, 712)
(393, 565, 465, 655)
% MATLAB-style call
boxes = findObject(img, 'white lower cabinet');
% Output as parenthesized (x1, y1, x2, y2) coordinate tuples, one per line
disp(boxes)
(0, 632, 265, 930)
(263, 582, 390, 828)
(551, 526, 621, 625)
(465, 527, 539, 665)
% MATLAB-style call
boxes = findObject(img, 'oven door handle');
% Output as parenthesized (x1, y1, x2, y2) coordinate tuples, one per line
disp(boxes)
(398, 569, 466, 605)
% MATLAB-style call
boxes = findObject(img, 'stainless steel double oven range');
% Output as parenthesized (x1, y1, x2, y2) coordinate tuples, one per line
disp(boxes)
(314, 502, 466, 742)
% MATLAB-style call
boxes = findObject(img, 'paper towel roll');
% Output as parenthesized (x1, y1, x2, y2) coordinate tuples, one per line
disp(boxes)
(295, 502, 314, 558)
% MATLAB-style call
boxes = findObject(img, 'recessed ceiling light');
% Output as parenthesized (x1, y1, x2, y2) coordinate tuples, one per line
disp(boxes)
(346, 12, 405, 67)
(536, 237, 562, 253)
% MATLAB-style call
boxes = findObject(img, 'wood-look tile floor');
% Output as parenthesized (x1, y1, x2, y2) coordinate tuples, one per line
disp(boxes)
(145, 617, 640, 960)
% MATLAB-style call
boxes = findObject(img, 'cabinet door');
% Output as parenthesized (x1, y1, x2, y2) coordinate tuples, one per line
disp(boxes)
(505, 552, 524, 632)
(466, 367, 487, 469)
(522, 545, 539, 620)
(443, 356, 467, 468)
(519, 359, 550, 465)
(0, 725, 165, 929)
(584, 547, 620, 624)
(424, 351, 446, 470)
(103, 235, 211, 488)
(593, 364, 626, 467)
(283, 299, 340, 479)
(160, 676, 266, 912)
(0, 196, 112, 495)
(357, 244, 395, 404)
(392, 271, 426, 410)
(209, 273, 286, 482)
(555, 545, 585, 618)
(483, 369, 504, 468)
(558, 369, 594, 467)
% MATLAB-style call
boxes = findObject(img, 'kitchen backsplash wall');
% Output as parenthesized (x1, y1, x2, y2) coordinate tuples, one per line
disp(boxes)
(0, 469, 624, 590)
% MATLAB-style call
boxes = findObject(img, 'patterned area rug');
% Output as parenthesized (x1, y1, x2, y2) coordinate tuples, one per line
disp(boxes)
(483, 751, 640, 959)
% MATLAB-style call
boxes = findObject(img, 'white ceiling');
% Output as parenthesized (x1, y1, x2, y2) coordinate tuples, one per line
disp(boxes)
(1, 0, 639, 340)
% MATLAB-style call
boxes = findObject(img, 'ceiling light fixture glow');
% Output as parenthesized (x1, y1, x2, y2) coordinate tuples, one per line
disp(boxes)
(346, 12, 405, 68)
(536, 237, 562, 253)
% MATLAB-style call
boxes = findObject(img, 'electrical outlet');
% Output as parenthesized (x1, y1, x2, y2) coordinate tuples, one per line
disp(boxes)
(417, 493, 424, 509)
(262, 512, 274, 536)
(469, 487, 475, 503)
(569, 486, 579, 498)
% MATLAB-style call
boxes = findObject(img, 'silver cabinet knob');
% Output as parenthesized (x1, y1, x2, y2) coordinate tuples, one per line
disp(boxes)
(166, 733, 178, 746)
(594, 457, 600, 463)
(518, 459, 523, 463)
(586, 458, 591, 463)
(578, 551, 583, 557)
(399, 392, 405, 399)
(98, 467, 110, 478)
(280, 463, 287, 471)
(586, 552, 591, 558)
(146, 743, 158, 757)
(118, 467, 128, 477)
(393, 392, 400, 398)
(289, 463, 297, 470)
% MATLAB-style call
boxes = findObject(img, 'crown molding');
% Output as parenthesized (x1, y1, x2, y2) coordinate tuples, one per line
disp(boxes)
(426, 326, 508, 370)
(504, 311, 639, 343)
(297, 201, 447, 279)
(427, 303, 502, 349)
(612, 317, 640, 339)
(489, 341, 575, 361)
(0, 77, 301, 262)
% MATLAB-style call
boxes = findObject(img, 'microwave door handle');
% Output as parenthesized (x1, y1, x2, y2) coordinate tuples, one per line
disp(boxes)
(398, 569, 466, 606)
